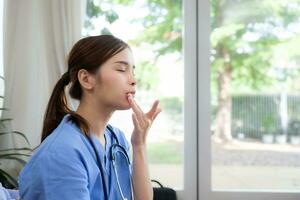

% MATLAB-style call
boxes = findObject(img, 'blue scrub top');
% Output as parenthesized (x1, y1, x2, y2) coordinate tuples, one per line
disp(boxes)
(19, 115, 132, 200)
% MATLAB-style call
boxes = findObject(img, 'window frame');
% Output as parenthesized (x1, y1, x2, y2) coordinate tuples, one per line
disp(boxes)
(181, 0, 201, 199)
(193, 0, 300, 199)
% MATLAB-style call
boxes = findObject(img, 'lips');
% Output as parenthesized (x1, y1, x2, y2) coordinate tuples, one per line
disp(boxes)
(126, 91, 136, 97)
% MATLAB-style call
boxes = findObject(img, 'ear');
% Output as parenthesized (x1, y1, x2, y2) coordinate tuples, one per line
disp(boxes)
(77, 69, 95, 90)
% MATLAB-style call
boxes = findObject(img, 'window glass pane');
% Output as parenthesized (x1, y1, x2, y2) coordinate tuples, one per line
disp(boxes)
(84, 0, 184, 189)
(211, 0, 300, 191)
(0, 0, 4, 113)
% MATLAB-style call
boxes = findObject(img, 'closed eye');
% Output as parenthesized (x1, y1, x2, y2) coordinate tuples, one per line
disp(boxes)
(117, 69, 126, 72)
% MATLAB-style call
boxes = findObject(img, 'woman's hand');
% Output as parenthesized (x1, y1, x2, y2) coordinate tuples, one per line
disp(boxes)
(127, 93, 161, 147)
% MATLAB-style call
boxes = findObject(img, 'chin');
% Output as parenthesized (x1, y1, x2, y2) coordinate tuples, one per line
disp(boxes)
(116, 103, 131, 110)
(118, 107, 131, 111)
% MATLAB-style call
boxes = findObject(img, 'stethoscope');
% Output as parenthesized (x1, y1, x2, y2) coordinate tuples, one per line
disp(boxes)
(87, 125, 133, 200)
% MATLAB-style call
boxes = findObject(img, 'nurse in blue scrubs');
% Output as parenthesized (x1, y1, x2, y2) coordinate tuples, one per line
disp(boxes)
(19, 35, 161, 200)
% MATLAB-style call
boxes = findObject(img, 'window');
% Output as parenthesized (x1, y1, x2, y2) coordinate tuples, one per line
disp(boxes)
(206, 0, 300, 199)
(83, 0, 184, 190)
(0, 0, 4, 113)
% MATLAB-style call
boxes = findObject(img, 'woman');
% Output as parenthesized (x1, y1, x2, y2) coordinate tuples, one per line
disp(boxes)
(19, 35, 161, 200)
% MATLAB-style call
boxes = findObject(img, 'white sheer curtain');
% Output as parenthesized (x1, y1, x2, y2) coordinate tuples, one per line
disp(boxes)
(2, 0, 84, 150)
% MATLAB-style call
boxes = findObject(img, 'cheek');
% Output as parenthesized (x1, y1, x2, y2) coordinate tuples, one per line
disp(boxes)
(99, 73, 118, 87)
(98, 74, 125, 95)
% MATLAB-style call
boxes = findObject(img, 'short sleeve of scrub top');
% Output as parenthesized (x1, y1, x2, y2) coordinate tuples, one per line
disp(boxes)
(19, 115, 132, 200)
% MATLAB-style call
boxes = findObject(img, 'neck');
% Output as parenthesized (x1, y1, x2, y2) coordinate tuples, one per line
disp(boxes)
(76, 97, 114, 145)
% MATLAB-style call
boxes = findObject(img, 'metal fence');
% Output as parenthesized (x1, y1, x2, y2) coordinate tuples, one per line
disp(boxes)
(231, 94, 300, 139)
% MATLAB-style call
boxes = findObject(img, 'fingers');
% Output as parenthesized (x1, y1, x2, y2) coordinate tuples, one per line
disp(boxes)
(132, 113, 139, 128)
(152, 108, 162, 121)
(146, 100, 162, 121)
(127, 94, 143, 118)
(129, 95, 162, 146)
(128, 93, 161, 121)
(147, 100, 160, 118)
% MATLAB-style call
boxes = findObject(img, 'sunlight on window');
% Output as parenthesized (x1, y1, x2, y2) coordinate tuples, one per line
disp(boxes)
(83, 0, 184, 189)
(210, 0, 300, 191)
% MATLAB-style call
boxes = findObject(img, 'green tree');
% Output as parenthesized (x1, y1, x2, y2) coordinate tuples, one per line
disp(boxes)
(84, 0, 161, 91)
(84, 0, 300, 142)
(211, 0, 300, 142)
(128, 0, 182, 57)
(84, 0, 120, 35)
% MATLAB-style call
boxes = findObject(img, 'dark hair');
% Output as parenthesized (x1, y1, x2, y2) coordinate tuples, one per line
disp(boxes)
(41, 35, 129, 142)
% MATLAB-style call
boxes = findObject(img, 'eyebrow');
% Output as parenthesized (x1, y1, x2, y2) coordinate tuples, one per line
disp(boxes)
(115, 61, 135, 69)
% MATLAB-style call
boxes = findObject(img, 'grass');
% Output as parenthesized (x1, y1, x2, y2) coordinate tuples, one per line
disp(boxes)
(147, 141, 183, 164)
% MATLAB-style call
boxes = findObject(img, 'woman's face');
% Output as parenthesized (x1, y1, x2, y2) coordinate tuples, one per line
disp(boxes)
(93, 47, 136, 110)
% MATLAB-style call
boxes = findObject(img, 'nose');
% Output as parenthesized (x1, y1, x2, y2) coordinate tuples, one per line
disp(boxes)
(130, 77, 136, 86)
(129, 73, 136, 86)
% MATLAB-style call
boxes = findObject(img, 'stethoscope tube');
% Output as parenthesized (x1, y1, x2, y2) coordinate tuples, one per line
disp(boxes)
(110, 145, 133, 200)
(88, 136, 109, 199)
(87, 125, 133, 200)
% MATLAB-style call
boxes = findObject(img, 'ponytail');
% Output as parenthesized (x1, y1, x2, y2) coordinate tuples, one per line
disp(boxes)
(41, 35, 129, 143)
(41, 72, 89, 142)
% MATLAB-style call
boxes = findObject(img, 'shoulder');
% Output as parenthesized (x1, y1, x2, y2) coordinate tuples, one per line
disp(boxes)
(20, 116, 91, 180)
(42, 115, 90, 154)
(19, 121, 91, 197)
